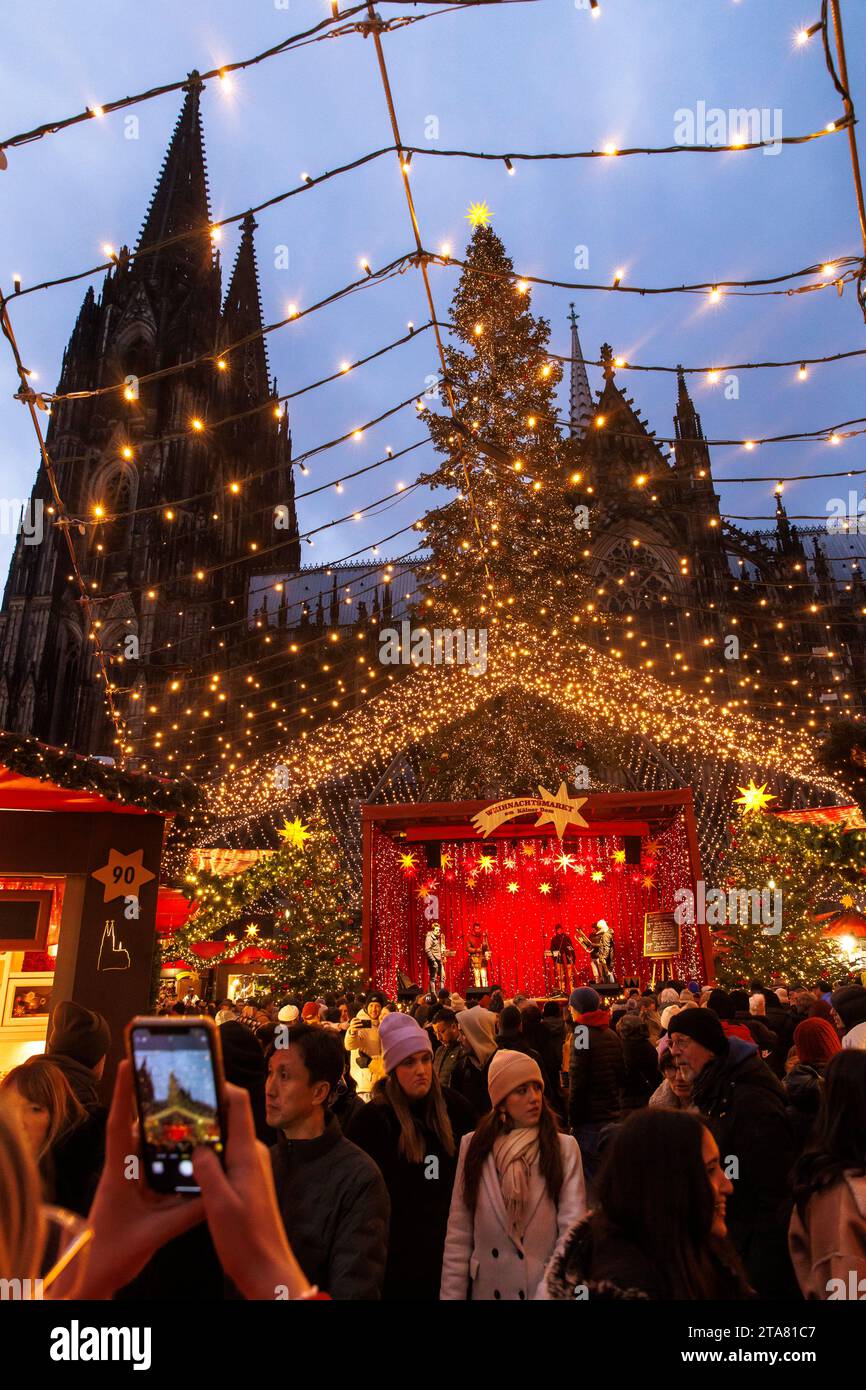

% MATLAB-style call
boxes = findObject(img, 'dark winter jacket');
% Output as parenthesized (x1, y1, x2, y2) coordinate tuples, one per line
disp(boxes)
(691, 1037, 799, 1299)
(782, 1062, 825, 1151)
(760, 997, 795, 1078)
(568, 1011, 625, 1130)
(495, 1033, 544, 1068)
(732, 1010, 777, 1054)
(618, 1030, 660, 1113)
(432, 1038, 462, 1089)
(542, 1216, 751, 1301)
(48, 1111, 105, 1217)
(449, 1049, 493, 1118)
(270, 1111, 389, 1300)
(347, 1083, 476, 1301)
(45, 1052, 104, 1111)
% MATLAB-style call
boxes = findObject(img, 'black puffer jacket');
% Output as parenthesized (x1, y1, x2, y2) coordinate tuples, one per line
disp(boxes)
(692, 1038, 798, 1299)
(568, 1011, 625, 1130)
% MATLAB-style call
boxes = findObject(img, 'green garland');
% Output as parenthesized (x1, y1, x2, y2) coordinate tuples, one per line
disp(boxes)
(0, 732, 200, 816)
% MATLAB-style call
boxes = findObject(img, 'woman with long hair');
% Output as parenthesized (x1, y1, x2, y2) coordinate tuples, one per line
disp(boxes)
(347, 1012, 476, 1300)
(789, 1050, 866, 1298)
(440, 1050, 586, 1300)
(0, 1056, 102, 1215)
(542, 1108, 752, 1299)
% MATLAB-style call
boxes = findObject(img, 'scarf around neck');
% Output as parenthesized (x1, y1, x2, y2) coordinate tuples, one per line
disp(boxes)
(492, 1126, 540, 1242)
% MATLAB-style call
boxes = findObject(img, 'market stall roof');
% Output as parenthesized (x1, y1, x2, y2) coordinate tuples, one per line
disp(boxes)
(0, 733, 200, 817)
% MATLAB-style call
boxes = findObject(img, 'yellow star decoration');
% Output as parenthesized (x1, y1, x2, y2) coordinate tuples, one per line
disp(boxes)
(521, 842, 536, 857)
(245, 924, 258, 937)
(466, 200, 493, 227)
(555, 852, 576, 873)
(533, 783, 589, 840)
(467, 875, 478, 891)
(644, 838, 663, 857)
(642, 875, 656, 889)
(840, 893, 856, 909)
(416, 882, 434, 899)
(399, 851, 418, 872)
(574, 863, 587, 875)
(612, 848, 627, 864)
(225, 934, 237, 943)
(507, 881, 519, 894)
(734, 780, 777, 814)
(92, 848, 156, 903)
(539, 882, 552, 895)
(591, 870, 604, 883)
(440, 851, 453, 869)
(278, 817, 311, 850)
(478, 853, 496, 873)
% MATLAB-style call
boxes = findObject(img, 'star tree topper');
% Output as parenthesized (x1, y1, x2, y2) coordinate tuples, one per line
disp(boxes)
(278, 817, 311, 850)
(734, 780, 777, 814)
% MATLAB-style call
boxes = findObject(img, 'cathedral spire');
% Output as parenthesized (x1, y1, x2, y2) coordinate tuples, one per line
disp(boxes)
(674, 366, 703, 441)
(135, 72, 212, 285)
(221, 212, 270, 401)
(568, 305, 593, 438)
(774, 485, 792, 549)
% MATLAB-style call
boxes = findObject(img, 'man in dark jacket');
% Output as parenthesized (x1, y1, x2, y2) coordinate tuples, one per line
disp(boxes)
(267, 1024, 390, 1299)
(432, 1008, 462, 1088)
(46, 1000, 111, 1110)
(568, 986, 625, 1187)
(668, 1008, 798, 1299)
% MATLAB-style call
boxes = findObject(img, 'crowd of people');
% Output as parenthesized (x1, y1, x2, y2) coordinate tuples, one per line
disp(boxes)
(2, 972, 866, 1301)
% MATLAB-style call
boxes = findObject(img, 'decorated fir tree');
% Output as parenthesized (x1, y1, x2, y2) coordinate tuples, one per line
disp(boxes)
(163, 819, 362, 997)
(716, 808, 861, 986)
(419, 224, 586, 630)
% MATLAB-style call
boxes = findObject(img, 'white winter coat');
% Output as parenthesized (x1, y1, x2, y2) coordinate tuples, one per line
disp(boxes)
(439, 1131, 587, 1300)
(344, 1009, 382, 1096)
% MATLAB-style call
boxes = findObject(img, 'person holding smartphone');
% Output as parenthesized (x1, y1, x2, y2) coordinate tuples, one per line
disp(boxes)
(345, 995, 384, 1101)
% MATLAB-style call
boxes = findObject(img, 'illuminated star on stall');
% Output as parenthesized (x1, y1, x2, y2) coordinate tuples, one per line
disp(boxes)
(612, 848, 627, 864)
(278, 817, 311, 850)
(574, 863, 587, 875)
(245, 924, 258, 937)
(642, 875, 656, 889)
(591, 870, 604, 883)
(478, 853, 496, 873)
(521, 842, 536, 857)
(538, 882, 552, 895)
(440, 851, 453, 869)
(466, 200, 493, 227)
(555, 852, 576, 873)
(841, 893, 856, 909)
(507, 881, 519, 894)
(399, 851, 419, 874)
(644, 838, 663, 857)
(534, 783, 589, 840)
(504, 856, 517, 869)
(734, 780, 777, 814)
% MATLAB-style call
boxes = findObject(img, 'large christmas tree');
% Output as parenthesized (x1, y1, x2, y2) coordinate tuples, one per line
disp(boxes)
(163, 820, 362, 998)
(419, 224, 586, 630)
(716, 808, 864, 985)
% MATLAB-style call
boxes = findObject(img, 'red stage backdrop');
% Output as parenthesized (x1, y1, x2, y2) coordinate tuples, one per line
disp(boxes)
(369, 813, 702, 996)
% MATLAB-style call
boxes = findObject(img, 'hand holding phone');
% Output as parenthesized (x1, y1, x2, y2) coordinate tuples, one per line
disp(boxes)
(127, 1015, 227, 1196)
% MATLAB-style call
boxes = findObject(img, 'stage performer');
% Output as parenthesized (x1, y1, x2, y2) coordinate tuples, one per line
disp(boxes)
(586, 919, 616, 985)
(549, 925, 576, 996)
(425, 922, 447, 991)
(466, 922, 491, 989)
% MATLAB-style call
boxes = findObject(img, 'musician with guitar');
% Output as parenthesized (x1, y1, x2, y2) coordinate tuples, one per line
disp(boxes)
(574, 919, 616, 986)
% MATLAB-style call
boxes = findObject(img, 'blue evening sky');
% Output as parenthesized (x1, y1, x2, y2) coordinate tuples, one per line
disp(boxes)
(1, 0, 864, 580)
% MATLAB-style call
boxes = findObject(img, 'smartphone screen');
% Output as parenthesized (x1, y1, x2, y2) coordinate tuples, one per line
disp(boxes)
(129, 1021, 225, 1195)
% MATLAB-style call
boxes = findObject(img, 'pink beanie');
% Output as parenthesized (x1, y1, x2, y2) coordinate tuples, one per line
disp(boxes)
(487, 1048, 544, 1109)
(379, 1012, 433, 1073)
